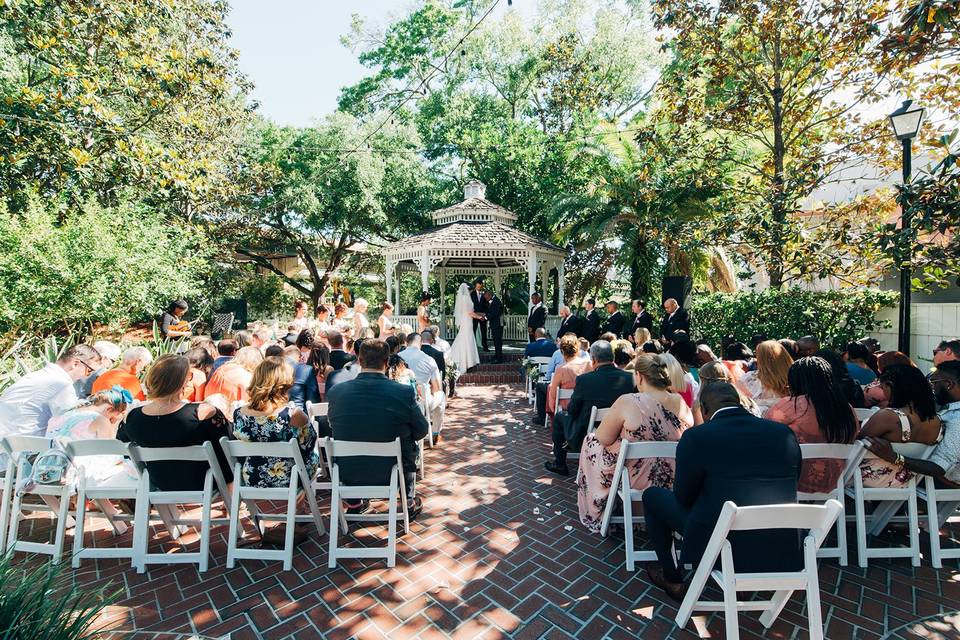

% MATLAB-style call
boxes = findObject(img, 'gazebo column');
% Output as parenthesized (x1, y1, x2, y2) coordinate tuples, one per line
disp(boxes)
(385, 259, 393, 311)
(558, 260, 566, 308)
(418, 253, 431, 294)
(540, 262, 549, 301)
(526, 254, 538, 313)
(438, 267, 447, 340)
(493, 268, 502, 298)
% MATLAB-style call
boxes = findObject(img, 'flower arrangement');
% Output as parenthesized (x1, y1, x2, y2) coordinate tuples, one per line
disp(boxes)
(522, 357, 545, 383)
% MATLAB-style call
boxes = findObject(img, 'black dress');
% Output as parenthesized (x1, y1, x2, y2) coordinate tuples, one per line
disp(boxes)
(118, 403, 233, 491)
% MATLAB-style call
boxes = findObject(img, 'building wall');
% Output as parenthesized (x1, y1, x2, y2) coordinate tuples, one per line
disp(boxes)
(871, 302, 960, 372)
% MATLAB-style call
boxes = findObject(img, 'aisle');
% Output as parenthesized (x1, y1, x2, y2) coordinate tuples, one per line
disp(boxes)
(16, 385, 960, 639)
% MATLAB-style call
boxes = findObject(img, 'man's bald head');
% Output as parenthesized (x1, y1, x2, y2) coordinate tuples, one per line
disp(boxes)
(699, 382, 742, 421)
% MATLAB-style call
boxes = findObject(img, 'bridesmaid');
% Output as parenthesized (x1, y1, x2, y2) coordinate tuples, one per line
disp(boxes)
(378, 302, 396, 338)
(417, 293, 432, 333)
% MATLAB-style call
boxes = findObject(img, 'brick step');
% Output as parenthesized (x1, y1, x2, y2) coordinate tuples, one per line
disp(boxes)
(457, 372, 524, 385)
(468, 363, 522, 373)
(479, 353, 523, 364)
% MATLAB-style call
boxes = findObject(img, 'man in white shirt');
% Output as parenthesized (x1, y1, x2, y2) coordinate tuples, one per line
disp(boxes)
(0, 344, 100, 439)
(75, 340, 122, 399)
(399, 333, 446, 431)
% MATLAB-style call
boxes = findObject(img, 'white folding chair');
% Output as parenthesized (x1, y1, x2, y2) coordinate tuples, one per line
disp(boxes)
(675, 500, 843, 640)
(598, 441, 678, 570)
(0, 438, 16, 556)
(849, 442, 935, 567)
(545, 387, 575, 428)
(305, 401, 328, 425)
(4, 435, 76, 562)
(417, 383, 435, 449)
(62, 439, 140, 567)
(526, 357, 552, 405)
(327, 438, 409, 568)
(798, 442, 866, 566)
(568, 406, 610, 463)
(919, 476, 960, 568)
(127, 442, 231, 573)
(219, 437, 326, 571)
(854, 407, 880, 424)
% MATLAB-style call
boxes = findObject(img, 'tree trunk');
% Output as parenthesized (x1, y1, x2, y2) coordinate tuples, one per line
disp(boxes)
(768, 32, 787, 290)
(629, 239, 649, 300)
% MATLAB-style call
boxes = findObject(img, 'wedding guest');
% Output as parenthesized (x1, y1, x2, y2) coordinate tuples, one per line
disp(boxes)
(863, 361, 960, 489)
(203, 346, 263, 406)
(736, 340, 792, 412)
(430, 324, 451, 355)
(796, 335, 820, 358)
(669, 339, 701, 383)
(765, 357, 857, 493)
(576, 354, 693, 533)
(599, 332, 618, 343)
(696, 343, 719, 366)
(661, 352, 697, 408)
(934, 339, 960, 366)
(546, 333, 581, 380)
(865, 351, 915, 408)
(92, 346, 152, 401)
(642, 340, 664, 354)
(160, 299, 191, 339)
(45, 386, 132, 481)
(721, 342, 753, 381)
(211, 340, 237, 374)
(398, 333, 445, 429)
(327, 339, 428, 518)
(602, 301, 625, 338)
(282, 345, 320, 410)
(183, 347, 214, 402)
(312, 304, 333, 336)
(291, 300, 311, 333)
(325, 338, 363, 396)
(306, 344, 333, 399)
(75, 341, 122, 399)
(546, 336, 591, 423)
(190, 337, 218, 362)
(378, 302, 397, 338)
(327, 331, 357, 370)
(613, 339, 636, 369)
(420, 330, 446, 381)
(545, 341, 634, 475)
(295, 329, 314, 362)
(0, 344, 99, 439)
(814, 349, 866, 409)
(281, 324, 299, 347)
(660, 298, 690, 344)
(417, 294, 432, 332)
(333, 302, 351, 336)
(234, 330, 253, 348)
(693, 360, 760, 424)
(643, 383, 802, 601)
(233, 357, 318, 488)
(352, 298, 371, 338)
(858, 364, 943, 488)
(633, 328, 652, 350)
(779, 338, 799, 360)
(525, 327, 558, 358)
(388, 354, 419, 389)
(119, 354, 232, 491)
(844, 341, 877, 385)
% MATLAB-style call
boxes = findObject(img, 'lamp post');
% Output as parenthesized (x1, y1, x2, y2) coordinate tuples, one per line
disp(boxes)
(887, 99, 925, 356)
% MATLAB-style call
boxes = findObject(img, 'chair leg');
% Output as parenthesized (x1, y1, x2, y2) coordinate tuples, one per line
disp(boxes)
(226, 482, 242, 569)
(283, 473, 298, 572)
(0, 471, 13, 556)
(907, 487, 921, 567)
(72, 481, 88, 568)
(7, 488, 23, 552)
(759, 590, 793, 629)
(623, 491, 636, 572)
(51, 488, 72, 563)
(387, 471, 398, 568)
(720, 545, 740, 640)
(854, 485, 868, 568)
(804, 538, 824, 640)
(926, 484, 943, 569)
(328, 481, 340, 569)
(133, 477, 150, 573)
(836, 499, 848, 567)
(199, 474, 213, 572)
(96, 498, 128, 536)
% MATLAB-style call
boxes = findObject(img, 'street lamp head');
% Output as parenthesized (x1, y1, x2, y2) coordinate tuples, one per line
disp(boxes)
(888, 99, 925, 141)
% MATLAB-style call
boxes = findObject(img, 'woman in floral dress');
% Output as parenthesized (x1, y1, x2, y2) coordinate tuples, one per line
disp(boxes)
(576, 354, 693, 533)
(233, 357, 319, 488)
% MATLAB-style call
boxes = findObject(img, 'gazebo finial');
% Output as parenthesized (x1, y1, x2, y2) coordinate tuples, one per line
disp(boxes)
(464, 179, 486, 200)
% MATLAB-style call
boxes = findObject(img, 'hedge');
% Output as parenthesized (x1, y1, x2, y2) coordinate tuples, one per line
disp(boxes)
(689, 288, 899, 351)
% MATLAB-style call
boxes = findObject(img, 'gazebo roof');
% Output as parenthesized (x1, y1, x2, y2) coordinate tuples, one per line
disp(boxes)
(383, 180, 566, 266)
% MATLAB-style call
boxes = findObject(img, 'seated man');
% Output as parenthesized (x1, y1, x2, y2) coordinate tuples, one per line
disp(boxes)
(398, 333, 445, 432)
(0, 344, 99, 439)
(525, 328, 558, 358)
(545, 341, 634, 475)
(642, 383, 802, 601)
(327, 330, 357, 370)
(864, 360, 960, 489)
(211, 339, 237, 375)
(327, 339, 428, 518)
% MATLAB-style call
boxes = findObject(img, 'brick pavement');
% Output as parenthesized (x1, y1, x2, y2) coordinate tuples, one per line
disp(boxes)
(10, 384, 960, 639)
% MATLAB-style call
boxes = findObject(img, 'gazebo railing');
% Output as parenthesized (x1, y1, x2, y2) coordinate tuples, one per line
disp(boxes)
(387, 315, 561, 342)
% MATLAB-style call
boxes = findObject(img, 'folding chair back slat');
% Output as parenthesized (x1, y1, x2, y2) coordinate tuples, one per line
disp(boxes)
(306, 401, 329, 421)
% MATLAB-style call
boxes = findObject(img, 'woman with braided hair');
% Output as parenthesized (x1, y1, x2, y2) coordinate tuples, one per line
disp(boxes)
(576, 353, 693, 533)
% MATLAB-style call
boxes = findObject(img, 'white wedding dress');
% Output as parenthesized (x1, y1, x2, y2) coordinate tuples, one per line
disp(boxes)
(449, 283, 480, 373)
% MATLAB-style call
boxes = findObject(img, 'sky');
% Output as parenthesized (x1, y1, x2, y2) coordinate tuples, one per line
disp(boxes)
(225, 1, 531, 127)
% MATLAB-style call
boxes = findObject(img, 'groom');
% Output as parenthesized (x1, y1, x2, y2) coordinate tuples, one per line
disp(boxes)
(470, 279, 490, 352)
(483, 290, 504, 362)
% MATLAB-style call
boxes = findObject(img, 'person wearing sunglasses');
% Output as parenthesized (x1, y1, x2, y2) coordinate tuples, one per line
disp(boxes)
(933, 339, 960, 367)
(0, 343, 101, 440)
(864, 361, 960, 490)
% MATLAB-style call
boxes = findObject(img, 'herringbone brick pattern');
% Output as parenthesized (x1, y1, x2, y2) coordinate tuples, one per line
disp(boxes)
(10, 385, 960, 639)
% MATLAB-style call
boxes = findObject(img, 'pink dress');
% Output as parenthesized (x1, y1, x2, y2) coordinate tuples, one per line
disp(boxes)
(576, 393, 690, 533)
(859, 409, 941, 488)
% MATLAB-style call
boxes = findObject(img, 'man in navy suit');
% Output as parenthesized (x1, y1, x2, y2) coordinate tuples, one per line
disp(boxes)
(470, 279, 490, 351)
(524, 328, 557, 358)
(483, 290, 505, 362)
(601, 301, 625, 338)
(556, 305, 581, 339)
(527, 292, 547, 342)
(582, 298, 600, 343)
(642, 382, 802, 601)
(628, 299, 654, 341)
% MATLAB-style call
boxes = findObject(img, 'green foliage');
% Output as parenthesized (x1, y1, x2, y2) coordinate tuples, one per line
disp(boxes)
(690, 288, 899, 351)
(0, 551, 119, 639)
(0, 195, 212, 337)
(241, 274, 297, 320)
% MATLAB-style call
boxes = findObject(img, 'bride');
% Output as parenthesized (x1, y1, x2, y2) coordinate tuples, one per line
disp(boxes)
(449, 283, 483, 373)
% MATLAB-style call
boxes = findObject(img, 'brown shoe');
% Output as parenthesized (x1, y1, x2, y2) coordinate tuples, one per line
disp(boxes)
(646, 564, 688, 603)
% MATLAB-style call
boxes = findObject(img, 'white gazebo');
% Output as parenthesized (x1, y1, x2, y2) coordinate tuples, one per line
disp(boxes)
(382, 180, 568, 340)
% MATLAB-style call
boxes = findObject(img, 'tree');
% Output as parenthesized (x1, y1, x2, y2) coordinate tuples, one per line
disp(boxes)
(652, 0, 906, 288)
(228, 115, 446, 307)
(0, 0, 251, 215)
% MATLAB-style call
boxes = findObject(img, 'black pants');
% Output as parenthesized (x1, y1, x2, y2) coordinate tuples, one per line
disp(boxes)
(642, 487, 689, 582)
(490, 324, 503, 358)
(535, 381, 548, 423)
(473, 318, 488, 350)
(550, 413, 581, 465)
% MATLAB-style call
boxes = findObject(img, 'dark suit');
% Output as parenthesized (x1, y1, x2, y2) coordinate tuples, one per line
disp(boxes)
(485, 295, 505, 358)
(642, 407, 802, 582)
(660, 308, 691, 342)
(557, 314, 582, 338)
(582, 309, 601, 343)
(329, 350, 357, 371)
(527, 303, 547, 342)
(328, 372, 429, 491)
(287, 358, 321, 411)
(629, 310, 654, 338)
(602, 311, 625, 338)
(471, 289, 489, 351)
(422, 344, 445, 378)
(524, 338, 557, 358)
(553, 364, 634, 463)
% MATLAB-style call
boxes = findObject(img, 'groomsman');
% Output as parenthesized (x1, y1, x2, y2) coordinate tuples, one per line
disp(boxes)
(629, 299, 654, 341)
(582, 298, 601, 343)
(470, 279, 490, 351)
(556, 305, 581, 338)
(483, 290, 504, 362)
(527, 292, 547, 342)
(601, 301, 625, 338)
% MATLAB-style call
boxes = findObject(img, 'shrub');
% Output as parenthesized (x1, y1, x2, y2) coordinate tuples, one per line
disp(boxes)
(690, 288, 898, 351)
(0, 195, 212, 337)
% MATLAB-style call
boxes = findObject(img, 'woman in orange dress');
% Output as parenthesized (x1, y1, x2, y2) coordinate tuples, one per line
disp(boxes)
(203, 346, 263, 407)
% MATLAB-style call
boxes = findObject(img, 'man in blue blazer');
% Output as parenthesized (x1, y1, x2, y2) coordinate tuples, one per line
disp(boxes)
(524, 328, 558, 358)
(642, 382, 802, 601)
